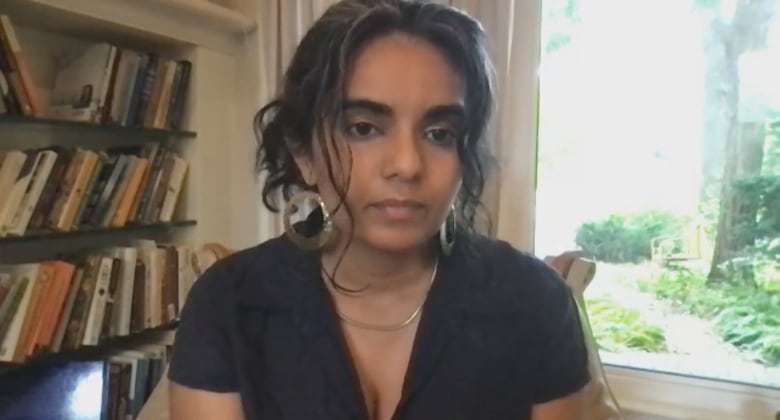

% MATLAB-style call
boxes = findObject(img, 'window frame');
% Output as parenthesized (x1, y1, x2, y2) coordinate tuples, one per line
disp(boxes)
(605, 365, 780, 419)
(520, 3, 780, 418)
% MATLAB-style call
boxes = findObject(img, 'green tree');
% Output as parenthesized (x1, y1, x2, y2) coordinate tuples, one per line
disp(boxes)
(700, 0, 778, 282)
(542, 0, 580, 53)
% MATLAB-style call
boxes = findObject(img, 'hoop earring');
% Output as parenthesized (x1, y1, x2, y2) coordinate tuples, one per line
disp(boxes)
(283, 190, 334, 250)
(439, 205, 456, 256)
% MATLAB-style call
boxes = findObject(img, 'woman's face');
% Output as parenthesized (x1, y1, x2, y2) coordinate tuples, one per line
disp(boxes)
(297, 33, 464, 254)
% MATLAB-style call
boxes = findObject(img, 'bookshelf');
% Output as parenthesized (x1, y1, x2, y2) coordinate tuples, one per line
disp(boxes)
(0, 114, 197, 138)
(0, 220, 197, 244)
(0, 321, 179, 375)
(0, 0, 262, 417)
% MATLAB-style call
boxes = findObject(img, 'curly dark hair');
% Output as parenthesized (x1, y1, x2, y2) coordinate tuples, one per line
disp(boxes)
(254, 0, 495, 233)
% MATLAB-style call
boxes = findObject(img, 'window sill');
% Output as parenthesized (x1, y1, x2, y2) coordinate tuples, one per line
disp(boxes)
(605, 365, 780, 419)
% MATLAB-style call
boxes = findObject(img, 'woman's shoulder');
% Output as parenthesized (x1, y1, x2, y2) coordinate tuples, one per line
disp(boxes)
(186, 235, 313, 306)
(456, 234, 571, 311)
(168, 237, 301, 394)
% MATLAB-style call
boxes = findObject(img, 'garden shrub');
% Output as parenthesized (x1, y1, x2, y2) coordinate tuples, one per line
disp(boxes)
(575, 210, 686, 263)
(639, 266, 780, 366)
(586, 297, 668, 353)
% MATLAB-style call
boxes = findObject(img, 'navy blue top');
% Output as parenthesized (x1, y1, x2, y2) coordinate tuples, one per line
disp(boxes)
(168, 233, 590, 420)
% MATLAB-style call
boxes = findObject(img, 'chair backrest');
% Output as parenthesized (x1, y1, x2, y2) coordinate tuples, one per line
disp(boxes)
(137, 365, 169, 420)
(562, 257, 625, 420)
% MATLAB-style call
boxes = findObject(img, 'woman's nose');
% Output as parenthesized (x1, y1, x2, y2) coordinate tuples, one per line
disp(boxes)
(381, 129, 424, 181)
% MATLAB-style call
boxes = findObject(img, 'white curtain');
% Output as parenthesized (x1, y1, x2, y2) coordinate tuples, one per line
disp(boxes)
(448, 0, 541, 252)
(255, 0, 541, 252)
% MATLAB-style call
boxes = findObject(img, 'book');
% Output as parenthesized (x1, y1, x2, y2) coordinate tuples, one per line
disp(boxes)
(0, 241, 197, 363)
(0, 145, 188, 238)
(0, 15, 192, 129)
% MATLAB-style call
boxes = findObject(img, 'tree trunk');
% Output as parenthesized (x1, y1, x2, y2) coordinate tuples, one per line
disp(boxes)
(700, 19, 730, 215)
(735, 123, 766, 248)
(709, 122, 766, 282)
(706, 0, 776, 283)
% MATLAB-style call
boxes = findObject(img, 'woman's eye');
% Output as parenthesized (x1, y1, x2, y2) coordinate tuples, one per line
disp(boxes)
(425, 127, 456, 146)
(346, 122, 379, 139)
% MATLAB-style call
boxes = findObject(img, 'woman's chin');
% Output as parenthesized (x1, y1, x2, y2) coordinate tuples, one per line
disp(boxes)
(357, 228, 436, 254)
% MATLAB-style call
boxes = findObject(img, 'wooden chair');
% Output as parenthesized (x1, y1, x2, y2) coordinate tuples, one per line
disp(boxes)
(546, 254, 624, 420)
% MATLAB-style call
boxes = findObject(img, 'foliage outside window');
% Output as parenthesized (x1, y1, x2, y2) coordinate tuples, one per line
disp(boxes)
(537, 0, 780, 389)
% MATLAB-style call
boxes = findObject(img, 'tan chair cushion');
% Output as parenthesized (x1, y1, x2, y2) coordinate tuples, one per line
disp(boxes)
(546, 253, 624, 420)
(137, 366, 170, 420)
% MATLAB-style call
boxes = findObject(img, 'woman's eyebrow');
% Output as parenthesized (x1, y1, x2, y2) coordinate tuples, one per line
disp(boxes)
(424, 104, 466, 122)
(341, 99, 465, 122)
(342, 99, 393, 116)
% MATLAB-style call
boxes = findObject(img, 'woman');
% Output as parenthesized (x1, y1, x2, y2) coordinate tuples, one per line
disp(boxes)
(168, 1, 590, 419)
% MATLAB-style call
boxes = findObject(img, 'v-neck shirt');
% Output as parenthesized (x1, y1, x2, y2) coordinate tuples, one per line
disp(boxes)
(168, 234, 590, 420)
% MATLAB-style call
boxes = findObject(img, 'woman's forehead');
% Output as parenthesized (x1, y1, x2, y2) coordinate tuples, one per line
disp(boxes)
(345, 34, 465, 112)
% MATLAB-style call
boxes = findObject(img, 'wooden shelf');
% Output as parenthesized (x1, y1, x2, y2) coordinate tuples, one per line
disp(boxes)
(0, 321, 178, 375)
(0, 220, 197, 244)
(0, 0, 256, 52)
(0, 115, 197, 139)
(139, 0, 255, 34)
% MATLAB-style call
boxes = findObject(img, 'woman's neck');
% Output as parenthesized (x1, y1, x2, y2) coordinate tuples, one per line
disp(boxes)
(320, 239, 439, 295)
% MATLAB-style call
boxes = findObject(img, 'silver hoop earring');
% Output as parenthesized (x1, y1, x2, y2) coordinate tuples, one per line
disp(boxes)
(439, 206, 456, 256)
(283, 190, 334, 250)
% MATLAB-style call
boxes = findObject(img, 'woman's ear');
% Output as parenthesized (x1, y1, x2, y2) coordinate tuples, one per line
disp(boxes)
(292, 151, 317, 187)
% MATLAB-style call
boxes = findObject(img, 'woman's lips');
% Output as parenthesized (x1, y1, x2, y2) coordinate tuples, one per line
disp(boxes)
(369, 199, 425, 222)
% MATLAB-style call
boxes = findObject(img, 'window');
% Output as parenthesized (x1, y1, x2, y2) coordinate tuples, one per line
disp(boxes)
(537, 0, 780, 390)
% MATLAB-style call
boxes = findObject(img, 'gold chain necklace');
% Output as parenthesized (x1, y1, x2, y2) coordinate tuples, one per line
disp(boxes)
(335, 258, 439, 332)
